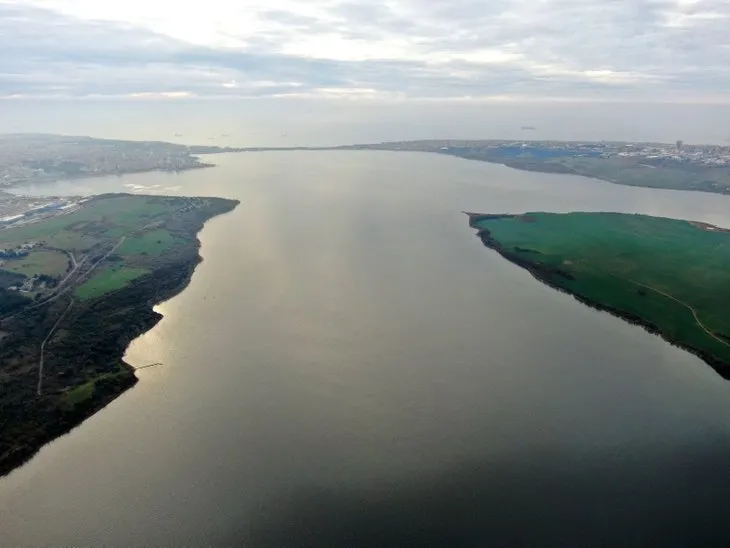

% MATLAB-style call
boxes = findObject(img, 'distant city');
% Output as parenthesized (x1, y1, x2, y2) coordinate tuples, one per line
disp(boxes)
(3, 134, 730, 201)
(0, 134, 218, 188)
(344, 139, 730, 194)
(351, 139, 730, 167)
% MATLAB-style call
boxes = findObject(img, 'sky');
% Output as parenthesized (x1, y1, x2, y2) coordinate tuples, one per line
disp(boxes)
(1, 0, 729, 103)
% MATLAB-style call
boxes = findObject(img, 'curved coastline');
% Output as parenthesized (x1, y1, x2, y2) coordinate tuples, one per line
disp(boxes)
(0, 197, 239, 478)
(467, 213, 730, 381)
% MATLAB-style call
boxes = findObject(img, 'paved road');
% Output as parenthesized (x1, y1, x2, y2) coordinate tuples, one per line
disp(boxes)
(41, 236, 126, 305)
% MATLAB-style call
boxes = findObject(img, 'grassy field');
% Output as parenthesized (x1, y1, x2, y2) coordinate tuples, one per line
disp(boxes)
(0, 195, 178, 252)
(1, 250, 69, 278)
(116, 228, 176, 256)
(61, 379, 95, 410)
(434, 147, 730, 194)
(558, 157, 730, 193)
(472, 212, 730, 374)
(0, 194, 193, 299)
(75, 266, 149, 300)
(60, 368, 133, 411)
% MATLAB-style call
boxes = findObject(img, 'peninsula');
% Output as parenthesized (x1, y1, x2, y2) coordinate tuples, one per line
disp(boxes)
(340, 140, 730, 194)
(468, 212, 730, 379)
(0, 133, 244, 188)
(0, 193, 238, 477)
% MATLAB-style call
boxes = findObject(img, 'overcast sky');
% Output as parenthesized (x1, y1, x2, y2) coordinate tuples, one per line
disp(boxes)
(1, 0, 729, 102)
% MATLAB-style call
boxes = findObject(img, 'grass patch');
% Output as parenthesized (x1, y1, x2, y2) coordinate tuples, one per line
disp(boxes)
(60, 369, 133, 411)
(557, 157, 730, 192)
(1, 250, 70, 278)
(0, 195, 181, 250)
(117, 229, 175, 256)
(474, 212, 730, 367)
(61, 380, 95, 410)
(75, 266, 149, 300)
(42, 231, 102, 252)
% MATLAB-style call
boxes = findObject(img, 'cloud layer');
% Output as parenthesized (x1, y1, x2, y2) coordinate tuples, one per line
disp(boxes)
(1, 0, 729, 101)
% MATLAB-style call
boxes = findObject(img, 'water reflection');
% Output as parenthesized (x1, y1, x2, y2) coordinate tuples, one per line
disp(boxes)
(242, 444, 730, 546)
(2, 152, 730, 545)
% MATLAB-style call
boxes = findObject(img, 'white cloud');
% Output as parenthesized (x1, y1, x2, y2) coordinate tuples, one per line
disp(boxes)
(1, 0, 729, 101)
(128, 91, 195, 98)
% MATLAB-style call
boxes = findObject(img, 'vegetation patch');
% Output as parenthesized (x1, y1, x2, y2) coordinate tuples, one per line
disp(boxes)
(117, 229, 175, 256)
(75, 266, 149, 300)
(0, 289, 30, 314)
(0, 195, 175, 250)
(1, 250, 70, 278)
(0, 193, 239, 478)
(434, 146, 730, 194)
(471, 212, 730, 377)
(60, 369, 133, 411)
(61, 380, 95, 411)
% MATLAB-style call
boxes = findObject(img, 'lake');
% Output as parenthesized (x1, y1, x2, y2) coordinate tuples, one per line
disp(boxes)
(2, 151, 730, 545)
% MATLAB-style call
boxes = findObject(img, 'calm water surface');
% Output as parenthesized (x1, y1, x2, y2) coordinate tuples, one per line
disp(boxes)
(2, 151, 730, 545)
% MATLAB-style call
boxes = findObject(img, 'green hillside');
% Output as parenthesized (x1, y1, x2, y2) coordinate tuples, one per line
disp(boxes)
(470, 212, 730, 377)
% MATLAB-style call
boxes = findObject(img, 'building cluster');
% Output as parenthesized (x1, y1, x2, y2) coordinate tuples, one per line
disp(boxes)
(7, 272, 57, 294)
(0, 197, 88, 228)
(483, 141, 730, 166)
(0, 241, 37, 259)
(415, 138, 730, 167)
(612, 143, 730, 166)
(0, 135, 207, 187)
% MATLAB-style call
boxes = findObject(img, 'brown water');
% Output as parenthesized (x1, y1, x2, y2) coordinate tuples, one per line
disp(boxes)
(2, 151, 730, 545)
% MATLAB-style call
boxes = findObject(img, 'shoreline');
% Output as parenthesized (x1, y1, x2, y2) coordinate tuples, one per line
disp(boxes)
(330, 144, 730, 196)
(0, 197, 239, 478)
(445, 152, 730, 195)
(468, 213, 730, 381)
(2, 162, 216, 192)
